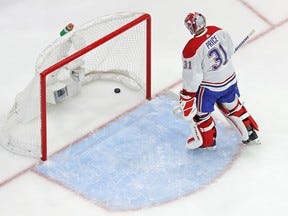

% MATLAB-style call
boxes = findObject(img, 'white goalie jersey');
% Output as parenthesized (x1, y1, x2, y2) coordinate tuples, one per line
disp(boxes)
(182, 26, 236, 93)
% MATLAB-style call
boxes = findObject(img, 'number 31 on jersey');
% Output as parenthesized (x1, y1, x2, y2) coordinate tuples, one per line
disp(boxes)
(208, 43, 227, 70)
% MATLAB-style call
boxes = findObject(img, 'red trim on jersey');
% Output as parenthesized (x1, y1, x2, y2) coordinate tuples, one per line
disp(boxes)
(202, 72, 235, 85)
(197, 86, 205, 112)
(201, 72, 236, 89)
(182, 26, 222, 58)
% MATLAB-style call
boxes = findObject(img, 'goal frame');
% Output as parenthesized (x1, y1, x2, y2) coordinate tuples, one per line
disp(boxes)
(40, 13, 151, 161)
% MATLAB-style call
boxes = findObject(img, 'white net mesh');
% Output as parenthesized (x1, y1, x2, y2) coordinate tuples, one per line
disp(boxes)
(0, 12, 149, 159)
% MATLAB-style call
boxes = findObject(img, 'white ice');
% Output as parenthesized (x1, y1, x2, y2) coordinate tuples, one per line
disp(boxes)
(0, 0, 288, 215)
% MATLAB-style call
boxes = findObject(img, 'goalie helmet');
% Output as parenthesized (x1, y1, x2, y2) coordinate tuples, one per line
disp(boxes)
(184, 12, 206, 35)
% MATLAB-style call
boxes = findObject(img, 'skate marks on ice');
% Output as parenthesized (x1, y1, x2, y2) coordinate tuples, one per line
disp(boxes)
(34, 94, 241, 211)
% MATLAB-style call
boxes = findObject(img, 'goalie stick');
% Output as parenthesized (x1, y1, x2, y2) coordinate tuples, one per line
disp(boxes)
(234, 29, 255, 53)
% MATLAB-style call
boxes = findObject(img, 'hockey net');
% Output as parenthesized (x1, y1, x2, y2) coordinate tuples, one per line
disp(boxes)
(0, 12, 151, 160)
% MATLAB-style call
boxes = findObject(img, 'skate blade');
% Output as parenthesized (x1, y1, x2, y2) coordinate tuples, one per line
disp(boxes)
(186, 143, 217, 150)
(243, 138, 261, 145)
(199, 145, 217, 150)
(186, 142, 202, 149)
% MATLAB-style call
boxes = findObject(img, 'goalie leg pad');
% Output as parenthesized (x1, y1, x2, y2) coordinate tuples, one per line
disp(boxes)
(217, 97, 259, 143)
(186, 114, 217, 150)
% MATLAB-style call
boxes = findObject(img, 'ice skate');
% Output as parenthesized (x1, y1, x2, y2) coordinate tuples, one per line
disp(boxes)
(199, 140, 217, 150)
(242, 126, 261, 145)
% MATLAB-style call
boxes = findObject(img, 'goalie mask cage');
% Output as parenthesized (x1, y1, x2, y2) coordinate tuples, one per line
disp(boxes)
(0, 12, 151, 161)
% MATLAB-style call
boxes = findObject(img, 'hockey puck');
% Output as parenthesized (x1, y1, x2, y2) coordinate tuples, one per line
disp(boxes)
(114, 88, 121, 93)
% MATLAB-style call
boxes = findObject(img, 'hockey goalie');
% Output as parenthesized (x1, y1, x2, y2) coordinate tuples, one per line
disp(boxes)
(175, 12, 260, 150)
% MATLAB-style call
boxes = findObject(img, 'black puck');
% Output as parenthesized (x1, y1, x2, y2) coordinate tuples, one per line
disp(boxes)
(114, 88, 121, 93)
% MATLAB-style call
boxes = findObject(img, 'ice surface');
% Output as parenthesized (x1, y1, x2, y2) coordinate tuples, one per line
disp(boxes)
(1, 0, 288, 216)
(35, 95, 241, 211)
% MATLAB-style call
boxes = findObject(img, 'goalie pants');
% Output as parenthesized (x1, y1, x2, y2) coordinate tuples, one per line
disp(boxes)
(196, 83, 240, 113)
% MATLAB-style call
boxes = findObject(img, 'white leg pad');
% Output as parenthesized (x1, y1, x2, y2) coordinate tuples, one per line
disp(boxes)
(186, 124, 203, 149)
(217, 97, 259, 142)
(226, 115, 250, 141)
(186, 115, 217, 149)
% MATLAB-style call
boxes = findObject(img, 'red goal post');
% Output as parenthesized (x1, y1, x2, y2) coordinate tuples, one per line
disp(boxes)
(0, 12, 151, 161)
(40, 13, 151, 161)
